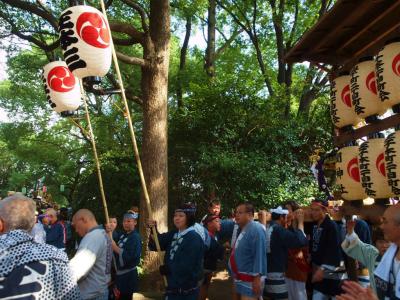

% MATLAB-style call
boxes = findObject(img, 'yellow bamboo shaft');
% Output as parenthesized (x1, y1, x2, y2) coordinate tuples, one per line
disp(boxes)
(98, 0, 166, 286)
(79, 79, 110, 225)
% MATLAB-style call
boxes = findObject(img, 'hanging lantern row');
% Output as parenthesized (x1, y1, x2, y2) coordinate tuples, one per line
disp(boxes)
(331, 39, 400, 128)
(335, 130, 400, 201)
(42, 5, 112, 116)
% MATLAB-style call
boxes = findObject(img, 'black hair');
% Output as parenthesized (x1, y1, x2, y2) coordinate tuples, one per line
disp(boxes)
(271, 212, 285, 221)
(312, 199, 328, 208)
(208, 199, 221, 207)
(372, 227, 385, 244)
(283, 200, 300, 212)
(236, 202, 254, 216)
(176, 202, 196, 227)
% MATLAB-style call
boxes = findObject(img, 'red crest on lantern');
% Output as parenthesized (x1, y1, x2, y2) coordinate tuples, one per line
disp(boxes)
(76, 12, 110, 49)
(391, 53, 400, 77)
(47, 66, 76, 93)
(347, 157, 360, 182)
(376, 152, 386, 177)
(341, 85, 352, 108)
(365, 71, 377, 95)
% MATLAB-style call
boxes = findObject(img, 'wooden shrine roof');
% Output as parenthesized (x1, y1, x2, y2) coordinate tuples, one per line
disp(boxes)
(285, 0, 400, 70)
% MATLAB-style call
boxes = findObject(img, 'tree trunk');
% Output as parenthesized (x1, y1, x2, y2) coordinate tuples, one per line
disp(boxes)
(176, 15, 192, 107)
(139, 0, 170, 273)
(205, 0, 216, 77)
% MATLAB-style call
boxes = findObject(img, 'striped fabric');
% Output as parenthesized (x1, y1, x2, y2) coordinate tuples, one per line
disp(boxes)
(357, 275, 370, 288)
(264, 272, 288, 299)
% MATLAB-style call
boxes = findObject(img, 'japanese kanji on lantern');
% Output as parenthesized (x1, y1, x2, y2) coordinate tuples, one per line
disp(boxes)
(375, 39, 400, 111)
(384, 131, 400, 196)
(330, 73, 360, 128)
(336, 145, 366, 201)
(59, 5, 112, 79)
(358, 135, 393, 199)
(42, 61, 81, 116)
(350, 57, 386, 121)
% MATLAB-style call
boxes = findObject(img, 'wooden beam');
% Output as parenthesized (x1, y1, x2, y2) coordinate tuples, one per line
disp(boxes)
(337, 1, 400, 53)
(334, 114, 400, 147)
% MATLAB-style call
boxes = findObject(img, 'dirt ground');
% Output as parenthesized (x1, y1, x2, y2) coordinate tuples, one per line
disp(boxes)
(133, 269, 232, 300)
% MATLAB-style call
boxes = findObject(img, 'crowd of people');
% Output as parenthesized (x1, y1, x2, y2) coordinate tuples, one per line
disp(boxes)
(1, 193, 399, 300)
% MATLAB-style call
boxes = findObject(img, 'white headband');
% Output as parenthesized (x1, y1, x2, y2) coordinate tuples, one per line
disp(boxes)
(270, 206, 289, 215)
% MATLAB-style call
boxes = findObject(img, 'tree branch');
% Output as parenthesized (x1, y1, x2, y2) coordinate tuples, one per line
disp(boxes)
(2, 0, 58, 30)
(0, 11, 59, 52)
(112, 37, 141, 46)
(121, 0, 149, 32)
(216, 0, 252, 36)
(109, 21, 144, 44)
(106, 73, 143, 106)
(287, 0, 299, 48)
(116, 51, 147, 67)
(215, 28, 243, 60)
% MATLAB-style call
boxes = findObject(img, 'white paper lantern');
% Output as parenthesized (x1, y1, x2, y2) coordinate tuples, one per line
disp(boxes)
(59, 5, 112, 79)
(376, 40, 400, 110)
(384, 131, 400, 195)
(350, 57, 386, 120)
(358, 137, 393, 199)
(336, 145, 366, 201)
(330, 74, 360, 128)
(43, 61, 81, 115)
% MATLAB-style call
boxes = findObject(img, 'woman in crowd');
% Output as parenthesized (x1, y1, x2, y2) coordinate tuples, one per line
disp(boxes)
(147, 203, 205, 300)
(109, 215, 120, 241)
(111, 210, 142, 300)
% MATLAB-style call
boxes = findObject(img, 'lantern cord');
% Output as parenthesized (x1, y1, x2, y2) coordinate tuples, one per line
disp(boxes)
(79, 79, 110, 225)
(98, 0, 166, 286)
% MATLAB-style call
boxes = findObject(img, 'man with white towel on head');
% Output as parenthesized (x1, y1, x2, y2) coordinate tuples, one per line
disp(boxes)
(264, 206, 308, 300)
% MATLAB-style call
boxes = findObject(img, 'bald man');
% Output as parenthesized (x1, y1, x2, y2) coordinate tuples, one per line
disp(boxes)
(0, 194, 80, 299)
(70, 209, 112, 300)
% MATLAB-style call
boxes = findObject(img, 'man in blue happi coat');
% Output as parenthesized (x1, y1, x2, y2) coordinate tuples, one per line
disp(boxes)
(264, 206, 308, 300)
(111, 210, 141, 300)
(229, 202, 267, 300)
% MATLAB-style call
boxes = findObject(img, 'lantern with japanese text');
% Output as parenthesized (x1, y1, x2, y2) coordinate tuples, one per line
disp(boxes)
(336, 145, 366, 201)
(358, 135, 393, 199)
(350, 57, 386, 121)
(330, 73, 360, 128)
(59, 5, 112, 79)
(375, 39, 400, 111)
(384, 131, 400, 196)
(42, 61, 81, 116)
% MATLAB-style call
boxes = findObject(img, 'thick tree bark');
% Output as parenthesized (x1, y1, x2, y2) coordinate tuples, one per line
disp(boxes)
(205, 0, 216, 78)
(176, 16, 192, 107)
(139, 0, 170, 272)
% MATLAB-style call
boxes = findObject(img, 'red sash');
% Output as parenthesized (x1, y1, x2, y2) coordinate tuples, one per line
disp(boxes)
(229, 236, 256, 282)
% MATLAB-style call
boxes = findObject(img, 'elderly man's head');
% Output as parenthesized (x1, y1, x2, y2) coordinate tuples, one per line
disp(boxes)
(46, 208, 58, 225)
(72, 209, 98, 237)
(381, 205, 400, 244)
(0, 193, 36, 234)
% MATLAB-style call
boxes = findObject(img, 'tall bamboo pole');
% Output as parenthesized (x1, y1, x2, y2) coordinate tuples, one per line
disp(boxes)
(79, 79, 110, 224)
(98, 0, 166, 286)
